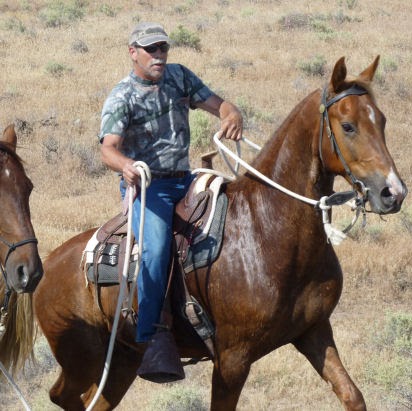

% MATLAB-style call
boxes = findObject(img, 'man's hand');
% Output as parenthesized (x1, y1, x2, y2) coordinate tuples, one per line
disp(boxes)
(195, 96, 243, 142)
(219, 101, 243, 141)
(122, 161, 141, 186)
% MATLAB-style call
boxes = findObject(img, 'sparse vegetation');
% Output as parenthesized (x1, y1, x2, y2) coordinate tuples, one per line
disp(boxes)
(297, 55, 327, 76)
(38, 0, 86, 27)
(365, 312, 412, 408)
(147, 386, 208, 411)
(189, 110, 213, 149)
(0, 0, 410, 410)
(169, 25, 201, 51)
(45, 61, 72, 77)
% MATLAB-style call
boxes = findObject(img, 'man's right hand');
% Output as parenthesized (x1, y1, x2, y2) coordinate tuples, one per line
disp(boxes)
(122, 161, 141, 186)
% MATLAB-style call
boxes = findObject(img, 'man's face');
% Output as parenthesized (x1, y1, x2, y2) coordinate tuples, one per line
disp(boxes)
(129, 42, 169, 82)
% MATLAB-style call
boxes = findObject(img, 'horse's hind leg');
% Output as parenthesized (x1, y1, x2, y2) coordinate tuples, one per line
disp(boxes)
(210, 349, 251, 411)
(293, 320, 366, 411)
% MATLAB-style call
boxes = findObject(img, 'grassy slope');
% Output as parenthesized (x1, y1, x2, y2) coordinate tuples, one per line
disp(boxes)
(0, 0, 411, 409)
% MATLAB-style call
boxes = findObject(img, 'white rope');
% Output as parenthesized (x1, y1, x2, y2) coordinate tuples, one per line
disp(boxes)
(0, 360, 31, 411)
(212, 133, 358, 245)
(126, 161, 150, 313)
(86, 162, 150, 411)
(213, 132, 319, 206)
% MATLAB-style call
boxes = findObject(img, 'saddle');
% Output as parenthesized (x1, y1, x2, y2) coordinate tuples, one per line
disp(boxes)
(83, 172, 227, 356)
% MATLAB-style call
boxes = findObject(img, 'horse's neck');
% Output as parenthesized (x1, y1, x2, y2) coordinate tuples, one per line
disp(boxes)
(253, 90, 333, 199)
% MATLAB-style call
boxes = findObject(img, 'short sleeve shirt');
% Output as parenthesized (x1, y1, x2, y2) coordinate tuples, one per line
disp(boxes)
(99, 64, 214, 173)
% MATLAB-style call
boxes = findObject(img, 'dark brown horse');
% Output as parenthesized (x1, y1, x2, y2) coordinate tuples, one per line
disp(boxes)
(0, 124, 43, 374)
(34, 57, 407, 410)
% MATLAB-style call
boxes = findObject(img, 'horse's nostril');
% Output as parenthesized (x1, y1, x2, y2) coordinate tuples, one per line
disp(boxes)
(381, 187, 392, 199)
(17, 265, 29, 288)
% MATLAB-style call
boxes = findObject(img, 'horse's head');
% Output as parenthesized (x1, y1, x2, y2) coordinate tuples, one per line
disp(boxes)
(319, 56, 407, 214)
(0, 125, 43, 293)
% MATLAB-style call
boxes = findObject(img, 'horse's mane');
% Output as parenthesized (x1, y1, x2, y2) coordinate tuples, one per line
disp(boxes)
(0, 279, 36, 375)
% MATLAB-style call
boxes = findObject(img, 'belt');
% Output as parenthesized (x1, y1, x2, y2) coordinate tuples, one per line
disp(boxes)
(151, 170, 189, 179)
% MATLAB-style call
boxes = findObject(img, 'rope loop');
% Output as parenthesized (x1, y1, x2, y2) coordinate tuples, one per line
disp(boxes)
(133, 161, 152, 188)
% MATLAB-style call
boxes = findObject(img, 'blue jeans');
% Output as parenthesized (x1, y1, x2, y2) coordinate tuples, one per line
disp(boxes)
(120, 172, 194, 342)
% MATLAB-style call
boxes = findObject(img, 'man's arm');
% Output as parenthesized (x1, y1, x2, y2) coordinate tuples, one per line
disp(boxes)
(101, 134, 140, 186)
(194, 95, 243, 141)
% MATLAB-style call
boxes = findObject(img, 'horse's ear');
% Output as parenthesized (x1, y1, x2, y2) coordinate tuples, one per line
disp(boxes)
(1, 124, 17, 152)
(330, 56, 347, 93)
(358, 55, 380, 82)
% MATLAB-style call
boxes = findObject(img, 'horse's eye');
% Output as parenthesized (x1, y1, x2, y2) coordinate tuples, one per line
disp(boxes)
(341, 122, 355, 135)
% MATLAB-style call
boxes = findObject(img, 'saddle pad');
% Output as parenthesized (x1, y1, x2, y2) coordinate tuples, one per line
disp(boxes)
(182, 192, 228, 274)
(85, 192, 228, 284)
(86, 259, 138, 285)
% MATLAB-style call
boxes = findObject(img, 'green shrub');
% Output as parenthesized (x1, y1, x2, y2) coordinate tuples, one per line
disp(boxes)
(45, 61, 73, 78)
(69, 142, 107, 177)
(99, 3, 117, 17)
(190, 110, 213, 148)
(170, 25, 201, 51)
(297, 55, 327, 77)
(71, 39, 89, 53)
(147, 385, 207, 411)
(310, 19, 334, 34)
(3, 17, 26, 33)
(381, 57, 398, 73)
(240, 7, 255, 18)
(42, 136, 60, 164)
(39, 0, 86, 28)
(365, 312, 412, 407)
(278, 13, 311, 30)
(345, 0, 358, 10)
(379, 312, 412, 355)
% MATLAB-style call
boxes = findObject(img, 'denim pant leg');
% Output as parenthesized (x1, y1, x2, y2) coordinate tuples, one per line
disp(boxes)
(128, 174, 193, 342)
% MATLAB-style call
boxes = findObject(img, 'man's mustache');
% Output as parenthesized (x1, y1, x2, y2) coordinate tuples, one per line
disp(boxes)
(151, 59, 166, 66)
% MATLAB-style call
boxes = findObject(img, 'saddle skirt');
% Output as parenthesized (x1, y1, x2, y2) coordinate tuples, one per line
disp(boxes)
(83, 173, 228, 285)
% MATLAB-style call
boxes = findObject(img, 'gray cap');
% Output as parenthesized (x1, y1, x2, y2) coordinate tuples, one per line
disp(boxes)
(129, 22, 169, 46)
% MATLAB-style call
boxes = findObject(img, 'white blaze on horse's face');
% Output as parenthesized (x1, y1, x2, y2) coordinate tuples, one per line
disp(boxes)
(366, 104, 376, 124)
(4, 168, 10, 178)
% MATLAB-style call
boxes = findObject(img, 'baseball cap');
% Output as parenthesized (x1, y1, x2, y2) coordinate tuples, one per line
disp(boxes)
(129, 22, 170, 47)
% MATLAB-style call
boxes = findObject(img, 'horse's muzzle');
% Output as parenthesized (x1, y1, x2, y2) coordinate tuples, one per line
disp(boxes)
(7, 258, 43, 293)
(370, 181, 408, 214)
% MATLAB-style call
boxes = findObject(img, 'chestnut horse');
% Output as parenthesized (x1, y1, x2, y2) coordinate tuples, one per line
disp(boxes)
(34, 57, 407, 410)
(0, 124, 43, 374)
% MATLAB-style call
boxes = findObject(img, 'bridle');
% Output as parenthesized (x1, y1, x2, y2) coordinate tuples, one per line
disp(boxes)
(319, 84, 369, 200)
(0, 235, 38, 331)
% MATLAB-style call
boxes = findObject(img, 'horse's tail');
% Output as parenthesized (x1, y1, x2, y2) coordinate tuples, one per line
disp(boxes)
(0, 282, 36, 376)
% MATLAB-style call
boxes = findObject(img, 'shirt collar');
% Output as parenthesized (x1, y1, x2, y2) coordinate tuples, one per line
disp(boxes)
(130, 70, 164, 86)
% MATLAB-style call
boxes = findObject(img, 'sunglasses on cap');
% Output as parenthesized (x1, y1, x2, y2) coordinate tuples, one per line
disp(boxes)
(136, 43, 170, 54)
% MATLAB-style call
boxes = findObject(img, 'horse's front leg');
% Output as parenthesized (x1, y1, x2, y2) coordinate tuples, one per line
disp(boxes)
(293, 320, 366, 411)
(210, 348, 251, 411)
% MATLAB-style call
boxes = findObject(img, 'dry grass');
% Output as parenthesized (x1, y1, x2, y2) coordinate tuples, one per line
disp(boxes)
(1, 0, 411, 410)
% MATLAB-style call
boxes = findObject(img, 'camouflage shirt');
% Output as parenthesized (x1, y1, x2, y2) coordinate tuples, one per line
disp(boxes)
(99, 64, 214, 173)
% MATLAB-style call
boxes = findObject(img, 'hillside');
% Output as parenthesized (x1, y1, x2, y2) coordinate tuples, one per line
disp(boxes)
(0, 1, 411, 410)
